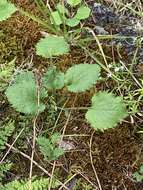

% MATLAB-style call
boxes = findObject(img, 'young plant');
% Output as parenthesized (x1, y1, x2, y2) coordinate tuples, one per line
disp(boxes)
(5, 63, 128, 131)
(50, 1, 91, 28)
(0, 0, 91, 58)
(37, 133, 64, 161)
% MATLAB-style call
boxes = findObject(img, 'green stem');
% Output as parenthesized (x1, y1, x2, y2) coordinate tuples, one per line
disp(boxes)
(34, 0, 50, 18)
(78, 35, 136, 44)
(34, 0, 61, 35)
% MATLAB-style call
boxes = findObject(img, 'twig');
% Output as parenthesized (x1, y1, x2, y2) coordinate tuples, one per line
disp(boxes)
(89, 131, 102, 190)
(29, 71, 40, 189)
(49, 96, 77, 189)
(58, 173, 77, 190)
(52, 99, 69, 133)
(0, 128, 24, 164)
(74, 169, 98, 190)
(48, 161, 56, 190)
(60, 95, 77, 142)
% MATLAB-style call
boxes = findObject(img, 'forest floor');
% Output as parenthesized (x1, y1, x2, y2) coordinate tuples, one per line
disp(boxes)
(0, 0, 143, 189)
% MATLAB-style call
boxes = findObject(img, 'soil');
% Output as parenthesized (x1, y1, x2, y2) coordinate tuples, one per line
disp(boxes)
(1, 0, 143, 190)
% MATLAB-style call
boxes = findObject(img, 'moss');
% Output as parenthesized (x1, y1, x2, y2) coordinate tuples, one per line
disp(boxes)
(0, 30, 23, 65)
(0, 3, 41, 67)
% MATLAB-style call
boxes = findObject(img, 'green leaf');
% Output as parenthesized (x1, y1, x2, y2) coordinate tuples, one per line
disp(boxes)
(0, 58, 15, 91)
(53, 148, 64, 159)
(51, 133, 61, 144)
(133, 172, 143, 182)
(0, 162, 12, 182)
(66, 17, 80, 27)
(56, 3, 68, 15)
(37, 135, 64, 161)
(50, 11, 63, 25)
(1, 177, 60, 189)
(37, 136, 52, 160)
(86, 92, 128, 130)
(140, 165, 143, 174)
(0, 120, 15, 150)
(65, 64, 101, 92)
(0, 0, 17, 21)
(42, 66, 64, 90)
(5, 71, 45, 114)
(75, 6, 91, 20)
(0, 58, 15, 79)
(36, 36, 70, 58)
(67, 0, 81, 6)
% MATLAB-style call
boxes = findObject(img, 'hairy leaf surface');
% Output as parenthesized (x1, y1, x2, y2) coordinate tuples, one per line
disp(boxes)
(5, 72, 45, 114)
(86, 92, 128, 130)
(65, 64, 101, 92)
(36, 36, 70, 58)
(42, 66, 64, 90)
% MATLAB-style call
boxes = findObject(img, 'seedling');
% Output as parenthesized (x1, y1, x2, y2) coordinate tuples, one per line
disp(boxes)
(5, 64, 127, 131)
(37, 133, 64, 161)
(0, 1, 132, 189)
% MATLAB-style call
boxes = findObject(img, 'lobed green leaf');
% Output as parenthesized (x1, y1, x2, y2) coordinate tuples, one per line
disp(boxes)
(65, 64, 101, 92)
(5, 72, 45, 114)
(36, 36, 70, 58)
(86, 92, 128, 130)
(37, 135, 64, 161)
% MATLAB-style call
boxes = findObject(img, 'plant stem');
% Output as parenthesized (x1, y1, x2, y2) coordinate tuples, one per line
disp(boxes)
(89, 132, 102, 190)
(29, 72, 40, 189)
(0, 128, 24, 164)
(34, 0, 50, 18)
